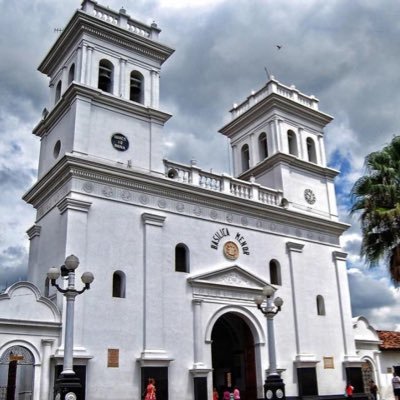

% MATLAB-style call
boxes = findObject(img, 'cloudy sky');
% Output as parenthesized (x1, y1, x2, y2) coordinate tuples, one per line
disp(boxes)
(1, 0, 400, 329)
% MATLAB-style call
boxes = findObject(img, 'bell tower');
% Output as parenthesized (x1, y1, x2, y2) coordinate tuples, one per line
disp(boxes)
(219, 76, 339, 221)
(34, 0, 174, 179)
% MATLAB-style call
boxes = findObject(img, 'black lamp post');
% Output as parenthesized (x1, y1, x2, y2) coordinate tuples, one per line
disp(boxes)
(47, 255, 94, 400)
(254, 285, 285, 400)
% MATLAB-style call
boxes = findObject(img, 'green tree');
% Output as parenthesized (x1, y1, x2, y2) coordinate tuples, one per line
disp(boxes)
(351, 136, 400, 283)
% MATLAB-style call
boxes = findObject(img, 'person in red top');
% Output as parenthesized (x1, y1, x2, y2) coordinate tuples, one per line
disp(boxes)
(346, 382, 354, 398)
(144, 378, 156, 400)
(213, 387, 219, 400)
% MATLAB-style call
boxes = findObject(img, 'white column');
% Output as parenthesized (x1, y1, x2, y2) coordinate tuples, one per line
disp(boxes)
(150, 69, 160, 108)
(192, 299, 204, 368)
(141, 213, 167, 356)
(232, 145, 238, 177)
(286, 241, 304, 355)
(318, 135, 327, 166)
(119, 58, 127, 98)
(40, 339, 54, 400)
(249, 133, 257, 167)
(76, 46, 83, 83)
(333, 251, 358, 358)
(298, 127, 306, 160)
(273, 119, 282, 152)
(85, 46, 94, 87)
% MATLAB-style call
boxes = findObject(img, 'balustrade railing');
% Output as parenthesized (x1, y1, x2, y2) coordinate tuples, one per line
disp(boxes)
(164, 160, 282, 207)
(231, 76, 319, 119)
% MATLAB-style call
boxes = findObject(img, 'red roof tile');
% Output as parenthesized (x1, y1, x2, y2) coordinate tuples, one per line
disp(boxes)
(377, 330, 400, 350)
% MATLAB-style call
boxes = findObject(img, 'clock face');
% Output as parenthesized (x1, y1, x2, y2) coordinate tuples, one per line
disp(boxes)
(223, 241, 239, 260)
(276, 389, 284, 399)
(304, 188, 316, 204)
(266, 389, 273, 399)
(65, 393, 77, 400)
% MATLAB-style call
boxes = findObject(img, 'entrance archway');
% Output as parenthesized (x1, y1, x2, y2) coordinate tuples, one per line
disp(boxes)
(0, 345, 35, 400)
(211, 312, 257, 400)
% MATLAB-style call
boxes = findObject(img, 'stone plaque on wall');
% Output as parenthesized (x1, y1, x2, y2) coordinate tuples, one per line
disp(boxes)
(108, 348, 119, 368)
(323, 356, 334, 369)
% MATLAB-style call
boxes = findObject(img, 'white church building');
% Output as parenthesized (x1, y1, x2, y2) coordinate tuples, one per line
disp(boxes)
(1, 1, 397, 399)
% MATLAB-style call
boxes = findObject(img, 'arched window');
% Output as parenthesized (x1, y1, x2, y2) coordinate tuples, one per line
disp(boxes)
(175, 243, 189, 273)
(98, 59, 114, 93)
(112, 271, 126, 298)
(55, 81, 62, 103)
(68, 63, 75, 85)
(258, 132, 268, 161)
(316, 295, 325, 315)
(269, 260, 281, 285)
(307, 137, 317, 163)
(241, 144, 250, 172)
(287, 130, 298, 156)
(130, 71, 144, 103)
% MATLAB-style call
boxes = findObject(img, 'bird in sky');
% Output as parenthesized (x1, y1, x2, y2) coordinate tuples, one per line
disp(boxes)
(276, 45, 282, 50)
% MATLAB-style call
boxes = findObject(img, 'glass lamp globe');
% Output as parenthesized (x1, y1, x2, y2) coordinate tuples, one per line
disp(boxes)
(262, 285, 275, 297)
(274, 297, 284, 307)
(47, 267, 61, 280)
(81, 271, 95, 285)
(64, 254, 80, 270)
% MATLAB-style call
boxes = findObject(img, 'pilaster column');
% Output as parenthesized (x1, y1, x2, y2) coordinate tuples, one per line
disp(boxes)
(333, 251, 357, 358)
(286, 241, 304, 355)
(192, 299, 205, 368)
(57, 198, 91, 348)
(40, 339, 54, 400)
(85, 46, 94, 87)
(76, 46, 83, 83)
(119, 58, 127, 98)
(142, 213, 167, 356)
(318, 135, 327, 166)
(273, 119, 282, 152)
(150, 69, 160, 108)
(249, 133, 257, 167)
(298, 128, 305, 160)
(231, 144, 238, 177)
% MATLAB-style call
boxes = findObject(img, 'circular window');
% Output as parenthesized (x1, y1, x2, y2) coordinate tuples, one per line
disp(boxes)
(53, 140, 61, 158)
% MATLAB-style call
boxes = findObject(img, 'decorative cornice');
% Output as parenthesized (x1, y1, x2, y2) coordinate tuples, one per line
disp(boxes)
(27, 225, 41, 240)
(23, 154, 348, 243)
(239, 152, 339, 181)
(57, 198, 92, 214)
(33, 83, 172, 138)
(219, 92, 332, 138)
(38, 10, 174, 76)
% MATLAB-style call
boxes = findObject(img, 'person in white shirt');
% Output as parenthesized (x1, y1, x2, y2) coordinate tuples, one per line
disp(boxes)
(392, 372, 400, 400)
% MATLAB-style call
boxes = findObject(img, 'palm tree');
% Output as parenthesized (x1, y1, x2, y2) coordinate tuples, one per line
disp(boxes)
(351, 136, 400, 283)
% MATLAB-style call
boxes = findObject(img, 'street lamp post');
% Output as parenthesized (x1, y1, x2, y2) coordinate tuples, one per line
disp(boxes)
(254, 285, 285, 400)
(47, 255, 94, 400)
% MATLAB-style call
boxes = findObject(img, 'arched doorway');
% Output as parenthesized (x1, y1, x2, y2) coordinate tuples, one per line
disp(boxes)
(211, 312, 257, 400)
(0, 345, 35, 400)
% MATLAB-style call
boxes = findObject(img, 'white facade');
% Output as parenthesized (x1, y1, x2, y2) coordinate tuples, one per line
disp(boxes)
(0, 1, 369, 400)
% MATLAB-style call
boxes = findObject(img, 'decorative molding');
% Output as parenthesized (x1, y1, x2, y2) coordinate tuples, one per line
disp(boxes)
(27, 225, 41, 240)
(57, 198, 92, 214)
(286, 242, 305, 253)
(332, 251, 348, 261)
(141, 212, 166, 227)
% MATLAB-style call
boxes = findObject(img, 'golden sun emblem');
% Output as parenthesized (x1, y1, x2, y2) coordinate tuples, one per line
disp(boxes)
(223, 241, 239, 260)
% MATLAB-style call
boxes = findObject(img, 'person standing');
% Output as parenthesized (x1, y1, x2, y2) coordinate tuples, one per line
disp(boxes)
(392, 372, 400, 400)
(213, 387, 219, 400)
(144, 378, 156, 400)
(369, 379, 378, 400)
(223, 388, 230, 400)
(233, 386, 240, 400)
(346, 382, 354, 398)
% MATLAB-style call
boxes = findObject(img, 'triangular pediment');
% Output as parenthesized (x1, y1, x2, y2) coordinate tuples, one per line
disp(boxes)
(188, 265, 268, 291)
